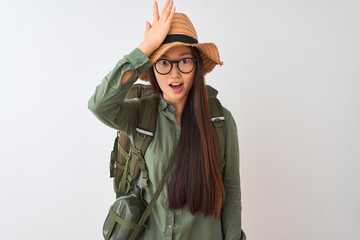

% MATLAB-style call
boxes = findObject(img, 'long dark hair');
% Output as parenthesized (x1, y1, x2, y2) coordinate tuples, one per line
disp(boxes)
(147, 47, 225, 219)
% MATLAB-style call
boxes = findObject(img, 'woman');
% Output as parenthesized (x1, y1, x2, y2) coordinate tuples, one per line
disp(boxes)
(89, 0, 246, 239)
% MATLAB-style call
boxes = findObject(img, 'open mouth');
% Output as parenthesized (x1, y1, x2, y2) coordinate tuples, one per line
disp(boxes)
(169, 82, 183, 90)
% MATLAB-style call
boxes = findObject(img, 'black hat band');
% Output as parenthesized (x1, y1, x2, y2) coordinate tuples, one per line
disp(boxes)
(162, 34, 198, 44)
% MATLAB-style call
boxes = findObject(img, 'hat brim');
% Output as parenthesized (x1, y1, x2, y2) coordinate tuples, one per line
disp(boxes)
(139, 42, 223, 81)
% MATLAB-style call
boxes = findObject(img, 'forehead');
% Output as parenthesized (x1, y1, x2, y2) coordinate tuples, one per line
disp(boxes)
(161, 46, 193, 59)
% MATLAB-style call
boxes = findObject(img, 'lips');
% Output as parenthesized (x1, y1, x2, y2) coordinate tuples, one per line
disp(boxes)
(169, 82, 183, 90)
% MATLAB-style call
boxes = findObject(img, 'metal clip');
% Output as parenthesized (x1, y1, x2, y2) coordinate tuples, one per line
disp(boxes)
(142, 177, 148, 187)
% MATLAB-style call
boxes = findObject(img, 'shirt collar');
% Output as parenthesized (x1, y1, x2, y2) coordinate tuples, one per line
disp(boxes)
(159, 94, 175, 114)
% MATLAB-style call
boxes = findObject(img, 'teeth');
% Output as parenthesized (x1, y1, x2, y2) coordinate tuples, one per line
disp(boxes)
(170, 83, 182, 86)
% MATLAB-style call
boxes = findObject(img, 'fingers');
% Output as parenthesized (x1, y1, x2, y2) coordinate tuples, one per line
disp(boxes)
(163, 0, 174, 22)
(166, 6, 175, 24)
(139, 0, 175, 56)
(160, 0, 173, 22)
(145, 21, 152, 33)
(160, 0, 171, 18)
(153, 0, 159, 22)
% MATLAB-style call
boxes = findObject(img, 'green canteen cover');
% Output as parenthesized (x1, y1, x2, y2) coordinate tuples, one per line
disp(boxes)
(103, 190, 147, 240)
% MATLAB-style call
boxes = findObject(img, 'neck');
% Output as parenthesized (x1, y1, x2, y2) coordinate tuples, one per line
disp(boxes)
(163, 95, 187, 124)
(173, 101, 185, 124)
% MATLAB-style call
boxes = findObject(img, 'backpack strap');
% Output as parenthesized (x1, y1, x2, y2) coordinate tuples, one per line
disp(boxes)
(109, 134, 118, 178)
(114, 85, 156, 196)
(130, 96, 159, 190)
(117, 130, 132, 195)
(208, 97, 226, 177)
(128, 142, 180, 240)
(111, 131, 135, 195)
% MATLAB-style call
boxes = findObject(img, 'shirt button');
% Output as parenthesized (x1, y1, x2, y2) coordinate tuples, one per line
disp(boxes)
(168, 224, 173, 229)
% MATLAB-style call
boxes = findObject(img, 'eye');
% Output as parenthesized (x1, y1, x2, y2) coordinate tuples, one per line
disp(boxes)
(179, 58, 192, 65)
(158, 60, 169, 66)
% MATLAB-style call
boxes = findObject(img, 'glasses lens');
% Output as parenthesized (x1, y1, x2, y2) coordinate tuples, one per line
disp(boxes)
(155, 60, 171, 75)
(155, 58, 196, 75)
(178, 58, 195, 73)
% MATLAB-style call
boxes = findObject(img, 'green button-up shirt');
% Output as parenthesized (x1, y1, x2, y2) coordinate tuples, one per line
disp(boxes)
(88, 48, 246, 240)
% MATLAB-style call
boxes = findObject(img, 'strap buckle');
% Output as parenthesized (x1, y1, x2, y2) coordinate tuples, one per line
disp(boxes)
(212, 116, 224, 128)
(133, 147, 141, 156)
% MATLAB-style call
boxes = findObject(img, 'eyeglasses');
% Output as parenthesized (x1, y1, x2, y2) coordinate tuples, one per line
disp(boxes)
(154, 58, 197, 75)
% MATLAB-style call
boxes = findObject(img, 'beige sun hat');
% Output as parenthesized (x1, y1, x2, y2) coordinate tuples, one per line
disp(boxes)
(139, 12, 223, 81)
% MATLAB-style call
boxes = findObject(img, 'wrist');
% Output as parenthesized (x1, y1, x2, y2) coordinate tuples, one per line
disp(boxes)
(137, 40, 159, 57)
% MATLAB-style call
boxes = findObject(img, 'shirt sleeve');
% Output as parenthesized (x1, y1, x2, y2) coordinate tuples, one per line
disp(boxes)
(88, 48, 152, 137)
(221, 107, 246, 240)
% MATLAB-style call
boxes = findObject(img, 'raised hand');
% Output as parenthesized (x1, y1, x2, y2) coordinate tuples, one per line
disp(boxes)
(138, 0, 176, 57)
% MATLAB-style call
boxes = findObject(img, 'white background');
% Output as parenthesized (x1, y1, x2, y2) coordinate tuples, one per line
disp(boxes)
(1, 0, 359, 239)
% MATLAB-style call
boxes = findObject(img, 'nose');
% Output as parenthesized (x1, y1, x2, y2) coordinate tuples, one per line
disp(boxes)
(169, 62, 181, 77)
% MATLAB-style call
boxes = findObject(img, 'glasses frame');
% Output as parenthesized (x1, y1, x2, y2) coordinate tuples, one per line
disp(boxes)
(154, 58, 197, 75)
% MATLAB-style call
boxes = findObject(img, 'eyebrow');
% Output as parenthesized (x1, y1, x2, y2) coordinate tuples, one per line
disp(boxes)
(162, 52, 193, 58)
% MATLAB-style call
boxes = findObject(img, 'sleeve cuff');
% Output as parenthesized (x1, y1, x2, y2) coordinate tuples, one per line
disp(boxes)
(126, 48, 151, 68)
